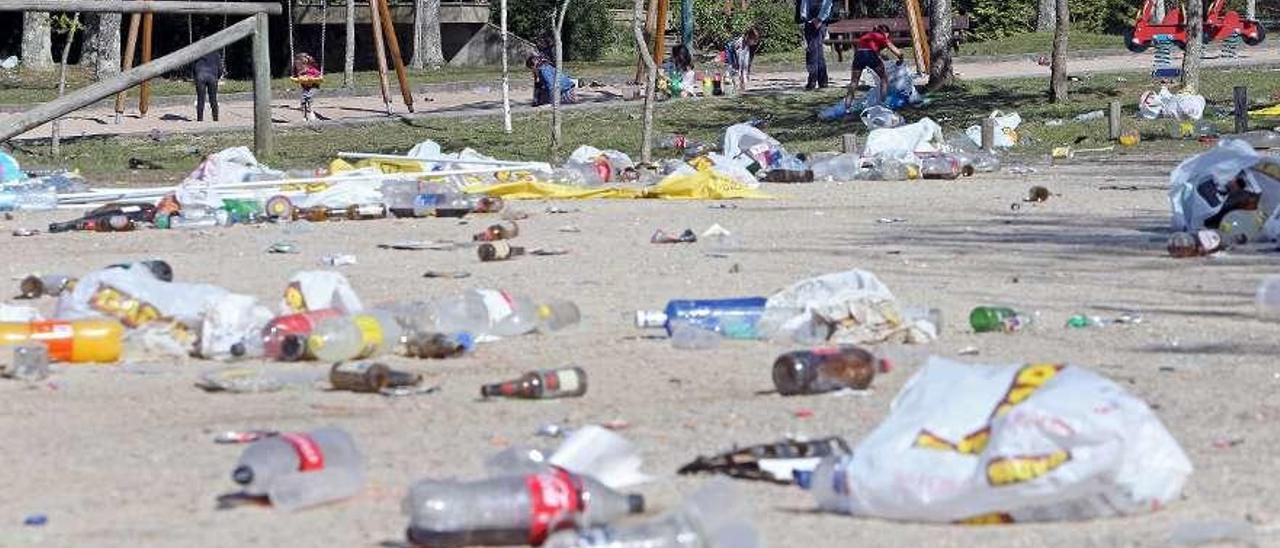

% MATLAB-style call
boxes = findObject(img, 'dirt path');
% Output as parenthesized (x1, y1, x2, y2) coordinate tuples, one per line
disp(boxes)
(4, 45, 1278, 142)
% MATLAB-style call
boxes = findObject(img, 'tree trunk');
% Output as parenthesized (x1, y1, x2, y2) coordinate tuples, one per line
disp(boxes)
(633, 0, 657, 163)
(83, 13, 123, 79)
(52, 13, 82, 157)
(551, 0, 570, 161)
(1036, 0, 1056, 32)
(927, 0, 954, 90)
(1181, 0, 1202, 93)
(411, 0, 445, 68)
(344, 0, 355, 88)
(22, 12, 54, 71)
(1049, 0, 1068, 102)
(500, 0, 512, 133)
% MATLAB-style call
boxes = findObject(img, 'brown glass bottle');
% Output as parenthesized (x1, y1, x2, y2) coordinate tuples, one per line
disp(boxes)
(477, 241, 526, 262)
(345, 204, 387, 220)
(19, 274, 75, 299)
(480, 366, 587, 399)
(772, 346, 878, 396)
(402, 331, 472, 359)
(473, 221, 519, 242)
(89, 215, 136, 232)
(1167, 229, 1223, 258)
(329, 361, 422, 393)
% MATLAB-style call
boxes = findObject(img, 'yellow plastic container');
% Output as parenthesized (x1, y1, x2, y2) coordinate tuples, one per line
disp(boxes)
(0, 319, 124, 363)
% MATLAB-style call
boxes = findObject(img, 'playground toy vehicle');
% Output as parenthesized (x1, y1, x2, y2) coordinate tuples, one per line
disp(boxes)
(1124, 0, 1266, 52)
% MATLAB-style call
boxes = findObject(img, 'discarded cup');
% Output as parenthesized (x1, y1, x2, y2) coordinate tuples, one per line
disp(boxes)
(481, 366, 587, 400)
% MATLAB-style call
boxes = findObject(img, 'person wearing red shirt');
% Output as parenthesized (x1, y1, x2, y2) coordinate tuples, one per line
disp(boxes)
(847, 24, 904, 104)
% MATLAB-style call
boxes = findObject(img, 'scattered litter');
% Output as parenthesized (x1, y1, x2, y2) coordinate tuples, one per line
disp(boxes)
(529, 247, 569, 256)
(378, 240, 457, 251)
(1073, 110, 1105, 122)
(1211, 438, 1244, 449)
(23, 514, 47, 527)
(214, 430, 279, 444)
(558, 225, 581, 233)
(651, 228, 697, 243)
(544, 206, 578, 214)
(957, 346, 980, 355)
(1027, 186, 1051, 202)
(877, 217, 906, 224)
(679, 437, 850, 484)
(793, 408, 814, 419)
(320, 254, 358, 266)
(380, 384, 442, 397)
(267, 242, 298, 254)
(422, 270, 471, 279)
(11, 228, 39, 237)
(966, 111, 1021, 149)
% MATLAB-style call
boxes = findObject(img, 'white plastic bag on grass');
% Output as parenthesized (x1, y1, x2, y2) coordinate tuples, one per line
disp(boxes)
(808, 357, 1192, 523)
(863, 117, 945, 158)
(965, 111, 1021, 149)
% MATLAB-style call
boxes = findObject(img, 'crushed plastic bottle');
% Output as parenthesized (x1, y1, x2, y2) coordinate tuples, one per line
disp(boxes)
(403, 468, 644, 547)
(231, 426, 365, 511)
(809, 153, 866, 182)
(669, 320, 722, 350)
(543, 480, 760, 548)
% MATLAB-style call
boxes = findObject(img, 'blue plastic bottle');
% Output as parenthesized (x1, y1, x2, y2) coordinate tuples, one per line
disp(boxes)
(635, 297, 767, 339)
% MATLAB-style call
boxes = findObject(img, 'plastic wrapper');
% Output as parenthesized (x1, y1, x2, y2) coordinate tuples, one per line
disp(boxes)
(863, 118, 945, 158)
(808, 357, 1192, 523)
(281, 271, 364, 315)
(965, 111, 1021, 149)
(759, 269, 937, 345)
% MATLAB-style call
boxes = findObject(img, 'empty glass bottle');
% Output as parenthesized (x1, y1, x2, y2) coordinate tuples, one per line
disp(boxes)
(1167, 229, 1223, 257)
(401, 330, 474, 359)
(403, 468, 644, 547)
(329, 361, 422, 393)
(478, 242, 526, 262)
(481, 366, 587, 399)
(474, 221, 520, 242)
(969, 306, 1031, 333)
(18, 274, 75, 299)
(772, 346, 880, 395)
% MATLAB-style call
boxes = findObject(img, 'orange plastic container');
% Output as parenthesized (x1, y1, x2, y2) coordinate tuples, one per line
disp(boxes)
(0, 319, 124, 363)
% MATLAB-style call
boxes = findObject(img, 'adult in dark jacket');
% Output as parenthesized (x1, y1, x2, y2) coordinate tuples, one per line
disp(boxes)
(192, 51, 221, 122)
(796, 0, 834, 90)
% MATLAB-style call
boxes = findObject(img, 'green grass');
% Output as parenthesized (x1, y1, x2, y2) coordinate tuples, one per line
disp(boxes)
(958, 31, 1124, 57)
(9, 64, 1278, 184)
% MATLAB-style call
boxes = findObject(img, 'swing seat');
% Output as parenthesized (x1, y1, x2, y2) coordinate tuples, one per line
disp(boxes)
(291, 75, 325, 87)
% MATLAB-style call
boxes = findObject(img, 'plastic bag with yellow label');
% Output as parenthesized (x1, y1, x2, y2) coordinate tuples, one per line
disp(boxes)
(802, 357, 1191, 523)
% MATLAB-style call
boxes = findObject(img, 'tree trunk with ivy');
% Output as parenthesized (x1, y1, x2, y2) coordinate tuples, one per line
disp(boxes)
(22, 13, 54, 71)
(1181, 0, 1203, 93)
(927, 0, 954, 90)
(1049, 0, 1068, 102)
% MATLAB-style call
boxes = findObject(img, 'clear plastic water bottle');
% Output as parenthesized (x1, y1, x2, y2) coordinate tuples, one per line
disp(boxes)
(403, 468, 645, 547)
(669, 320, 722, 350)
(231, 427, 365, 511)
(489, 296, 581, 337)
(307, 309, 403, 362)
(543, 480, 760, 548)
(635, 297, 766, 339)
(797, 454, 855, 515)
(919, 154, 962, 180)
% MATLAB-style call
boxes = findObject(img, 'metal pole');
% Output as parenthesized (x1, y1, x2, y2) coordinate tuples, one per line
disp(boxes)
(253, 13, 273, 156)
(500, 0, 511, 133)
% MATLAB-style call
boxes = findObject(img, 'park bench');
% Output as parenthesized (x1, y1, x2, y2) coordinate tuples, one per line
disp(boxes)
(825, 15, 970, 62)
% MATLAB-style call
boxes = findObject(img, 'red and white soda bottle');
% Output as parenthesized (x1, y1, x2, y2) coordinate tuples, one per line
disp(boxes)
(231, 427, 365, 511)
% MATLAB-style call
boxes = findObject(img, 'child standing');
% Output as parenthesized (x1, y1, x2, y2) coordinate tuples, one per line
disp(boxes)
(725, 28, 761, 92)
(291, 53, 323, 122)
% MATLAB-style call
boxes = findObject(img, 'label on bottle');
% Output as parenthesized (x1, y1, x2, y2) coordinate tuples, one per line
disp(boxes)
(281, 432, 325, 472)
(352, 315, 384, 358)
(476, 289, 517, 325)
(27, 321, 75, 362)
(332, 361, 375, 375)
(525, 468, 581, 544)
(1195, 229, 1222, 253)
(546, 369, 581, 394)
(486, 241, 513, 260)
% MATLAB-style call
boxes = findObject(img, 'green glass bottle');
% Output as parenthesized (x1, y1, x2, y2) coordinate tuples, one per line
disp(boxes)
(969, 306, 1029, 333)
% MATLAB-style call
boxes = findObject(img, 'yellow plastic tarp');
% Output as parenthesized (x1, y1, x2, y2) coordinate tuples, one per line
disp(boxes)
(465, 171, 772, 200)
(1250, 104, 1280, 117)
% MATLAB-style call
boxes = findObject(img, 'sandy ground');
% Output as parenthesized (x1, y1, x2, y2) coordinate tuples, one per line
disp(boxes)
(5, 44, 1278, 141)
(0, 149, 1278, 547)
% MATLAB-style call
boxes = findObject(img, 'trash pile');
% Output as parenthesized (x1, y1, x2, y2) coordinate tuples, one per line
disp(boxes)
(809, 118, 1002, 182)
(1166, 138, 1280, 254)
(819, 62, 924, 123)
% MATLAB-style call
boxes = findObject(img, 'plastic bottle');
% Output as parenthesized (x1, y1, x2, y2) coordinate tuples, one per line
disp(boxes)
(772, 346, 881, 395)
(481, 366, 587, 399)
(1219, 209, 1266, 245)
(969, 306, 1031, 333)
(163, 214, 219, 230)
(489, 297, 581, 336)
(669, 320, 722, 350)
(810, 153, 865, 182)
(329, 361, 422, 393)
(544, 480, 759, 548)
(6, 184, 57, 211)
(401, 330, 474, 359)
(799, 454, 855, 514)
(234, 309, 342, 360)
(478, 242, 527, 262)
(231, 427, 364, 511)
(870, 158, 910, 181)
(1167, 229, 1223, 257)
(0, 319, 124, 363)
(307, 310, 403, 362)
(1257, 276, 1280, 320)
(919, 154, 962, 180)
(222, 198, 264, 224)
(18, 274, 75, 299)
(635, 297, 767, 338)
(474, 221, 520, 242)
(403, 468, 644, 547)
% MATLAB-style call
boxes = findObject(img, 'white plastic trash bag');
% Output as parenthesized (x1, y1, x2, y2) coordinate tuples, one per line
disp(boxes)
(863, 117, 945, 158)
(295, 172, 386, 208)
(965, 111, 1021, 149)
(549, 425, 653, 490)
(1138, 87, 1206, 121)
(1168, 139, 1280, 231)
(281, 271, 363, 315)
(810, 357, 1192, 523)
(722, 123, 781, 163)
(861, 106, 903, 130)
(200, 294, 274, 360)
(179, 147, 281, 208)
(759, 269, 937, 345)
(56, 267, 228, 328)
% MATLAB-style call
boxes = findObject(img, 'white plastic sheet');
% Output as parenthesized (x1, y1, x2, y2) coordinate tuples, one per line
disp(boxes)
(759, 269, 937, 344)
(811, 357, 1192, 523)
(281, 271, 363, 315)
(549, 425, 652, 489)
(200, 293, 274, 360)
(722, 123, 781, 163)
(863, 117, 945, 158)
(1139, 87, 1206, 121)
(178, 147, 281, 208)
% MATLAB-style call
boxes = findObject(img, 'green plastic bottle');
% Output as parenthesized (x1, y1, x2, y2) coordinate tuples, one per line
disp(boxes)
(969, 306, 1029, 333)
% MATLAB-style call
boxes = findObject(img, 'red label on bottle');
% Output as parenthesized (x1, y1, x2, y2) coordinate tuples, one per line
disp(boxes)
(544, 372, 561, 392)
(525, 468, 581, 544)
(28, 320, 75, 361)
(281, 433, 325, 472)
(810, 346, 842, 357)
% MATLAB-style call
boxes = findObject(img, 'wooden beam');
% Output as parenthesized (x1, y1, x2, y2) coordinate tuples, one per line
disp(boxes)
(0, 17, 258, 142)
(1107, 100, 1121, 140)
(0, 1, 282, 15)
(114, 13, 141, 123)
(253, 13, 273, 156)
(139, 12, 153, 116)
(375, 0, 415, 112)
(368, 0, 394, 113)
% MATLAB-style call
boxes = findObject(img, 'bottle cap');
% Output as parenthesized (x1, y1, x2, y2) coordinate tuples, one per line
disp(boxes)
(232, 465, 254, 485)
(453, 332, 476, 353)
(626, 494, 645, 514)
(634, 310, 668, 328)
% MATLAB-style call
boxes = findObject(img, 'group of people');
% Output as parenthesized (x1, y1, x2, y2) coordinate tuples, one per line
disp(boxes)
(797, 0, 903, 101)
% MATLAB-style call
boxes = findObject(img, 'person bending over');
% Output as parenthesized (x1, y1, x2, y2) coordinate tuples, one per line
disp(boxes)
(846, 24, 904, 104)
